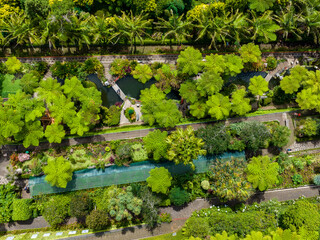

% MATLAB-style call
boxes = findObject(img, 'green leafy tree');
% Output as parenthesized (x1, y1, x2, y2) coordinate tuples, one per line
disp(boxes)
(270, 228, 301, 240)
(179, 81, 200, 104)
(248, 75, 269, 98)
(5, 57, 21, 74)
(183, 217, 210, 238)
(44, 123, 66, 144)
(43, 156, 73, 188)
(209, 157, 253, 201)
(206, 93, 231, 120)
(203, 54, 226, 74)
(19, 71, 41, 94)
(247, 155, 279, 191)
(196, 71, 224, 97)
(166, 126, 206, 169)
(132, 64, 153, 84)
(224, 54, 244, 77)
(140, 85, 181, 127)
(177, 47, 203, 76)
(239, 43, 262, 63)
(0, 184, 17, 223)
(231, 88, 252, 116)
(36, 78, 63, 105)
(169, 187, 189, 206)
(249, 0, 275, 12)
(211, 231, 236, 240)
(154, 100, 182, 128)
(189, 101, 208, 119)
(280, 66, 308, 94)
(147, 167, 172, 194)
(22, 121, 44, 148)
(143, 129, 169, 161)
(196, 124, 231, 155)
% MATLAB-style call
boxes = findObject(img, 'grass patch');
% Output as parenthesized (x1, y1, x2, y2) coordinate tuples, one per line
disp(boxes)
(244, 108, 299, 117)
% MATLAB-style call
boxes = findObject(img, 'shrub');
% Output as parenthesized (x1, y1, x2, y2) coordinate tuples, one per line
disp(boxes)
(201, 180, 210, 190)
(115, 142, 132, 165)
(280, 200, 320, 232)
(270, 125, 291, 148)
(272, 86, 295, 105)
(125, 107, 136, 122)
(70, 193, 93, 220)
(34, 61, 48, 76)
(104, 105, 121, 127)
(208, 210, 277, 237)
(183, 217, 210, 238)
(42, 196, 71, 228)
(86, 209, 109, 230)
(108, 186, 143, 222)
(110, 59, 137, 78)
(169, 187, 190, 206)
(266, 56, 277, 70)
(131, 143, 148, 162)
(82, 57, 104, 77)
(12, 199, 33, 221)
(159, 213, 172, 223)
(209, 157, 253, 201)
(313, 174, 320, 185)
(195, 124, 231, 155)
(147, 167, 172, 194)
(292, 174, 303, 185)
(0, 184, 17, 223)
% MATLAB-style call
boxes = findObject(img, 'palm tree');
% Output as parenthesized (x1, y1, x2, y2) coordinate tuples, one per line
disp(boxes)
(110, 11, 152, 54)
(229, 11, 249, 44)
(39, 14, 63, 49)
(194, 10, 232, 50)
(274, 4, 303, 41)
(65, 12, 92, 50)
(0, 12, 39, 49)
(247, 11, 280, 43)
(298, 7, 320, 44)
(156, 10, 192, 46)
(90, 14, 112, 45)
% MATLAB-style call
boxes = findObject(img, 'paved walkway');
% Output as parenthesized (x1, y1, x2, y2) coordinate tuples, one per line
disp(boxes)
(265, 58, 297, 82)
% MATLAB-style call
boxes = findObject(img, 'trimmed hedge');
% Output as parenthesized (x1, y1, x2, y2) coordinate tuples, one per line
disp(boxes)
(12, 199, 33, 221)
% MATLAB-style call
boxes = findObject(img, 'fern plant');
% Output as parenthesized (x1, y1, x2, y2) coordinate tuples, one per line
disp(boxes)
(246, 156, 279, 191)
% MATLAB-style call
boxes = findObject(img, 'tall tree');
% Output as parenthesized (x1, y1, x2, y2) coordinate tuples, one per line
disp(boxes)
(110, 11, 152, 53)
(206, 93, 231, 120)
(143, 129, 169, 161)
(196, 71, 224, 97)
(248, 75, 269, 99)
(156, 11, 191, 45)
(231, 88, 252, 116)
(177, 47, 203, 76)
(132, 64, 153, 84)
(44, 156, 73, 188)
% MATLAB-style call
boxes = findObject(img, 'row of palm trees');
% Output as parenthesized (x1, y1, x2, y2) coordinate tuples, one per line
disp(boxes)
(1, 2, 320, 53)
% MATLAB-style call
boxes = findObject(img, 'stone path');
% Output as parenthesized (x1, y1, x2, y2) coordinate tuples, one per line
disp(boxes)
(265, 58, 298, 82)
